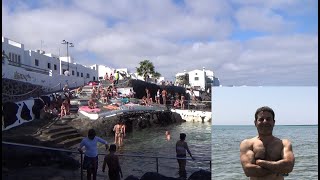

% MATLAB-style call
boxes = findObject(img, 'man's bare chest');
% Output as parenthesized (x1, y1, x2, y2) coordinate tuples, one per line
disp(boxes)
(253, 140, 283, 161)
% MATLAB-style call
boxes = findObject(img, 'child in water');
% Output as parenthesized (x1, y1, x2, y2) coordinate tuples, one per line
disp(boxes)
(165, 131, 171, 141)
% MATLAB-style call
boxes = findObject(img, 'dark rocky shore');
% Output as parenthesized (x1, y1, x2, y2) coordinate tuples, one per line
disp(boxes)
(70, 110, 185, 137)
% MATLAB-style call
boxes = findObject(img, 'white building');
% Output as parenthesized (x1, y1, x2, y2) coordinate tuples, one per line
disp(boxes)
(2, 36, 99, 89)
(175, 67, 219, 91)
(2, 36, 168, 89)
(90, 64, 131, 80)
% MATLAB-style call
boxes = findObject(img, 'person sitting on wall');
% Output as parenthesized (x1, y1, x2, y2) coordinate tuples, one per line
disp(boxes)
(174, 98, 181, 108)
(63, 84, 70, 98)
(140, 96, 148, 106)
(76, 86, 83, 95)
(88, 98, 97, 109)
(101, 89, 108, 104)
(60, 99, 69, 118)
(109, 73, 114, 83)
(129, 89, 136, 98)
(104, 72, 109, 82)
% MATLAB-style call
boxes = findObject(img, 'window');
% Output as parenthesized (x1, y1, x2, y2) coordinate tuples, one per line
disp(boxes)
(81, 73, 83, 77)
(18, 55, 21, 64)
(9, 53, 12, 61)
(54, 64, 57, 70)
(48, 63, 51, 69)
(86, 73, 90, 78)
(15, 54, 18, 62)
(195, 77, 199, 81)
(195, 73, 198, 75)
(77, 72, 79, 77)
(72, 70, 75, 75)
(93, 76, 96, 81)
(93, 67, 95, 70)
(35, 59, 39, 66)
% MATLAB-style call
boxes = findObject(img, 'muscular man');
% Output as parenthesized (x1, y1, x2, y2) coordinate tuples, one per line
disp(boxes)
(240, 106, 295, 180)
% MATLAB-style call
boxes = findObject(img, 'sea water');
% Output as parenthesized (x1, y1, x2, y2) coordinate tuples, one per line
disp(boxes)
(97, 121, 211, 178)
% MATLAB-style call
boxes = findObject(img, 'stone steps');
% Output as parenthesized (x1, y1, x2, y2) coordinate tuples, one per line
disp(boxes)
(57, 136, 83, 148)
(50, 132, 82, 144)
(49, 129, 79, 139)
(42, 125, 74, 134)
(39, 122, 83, 149)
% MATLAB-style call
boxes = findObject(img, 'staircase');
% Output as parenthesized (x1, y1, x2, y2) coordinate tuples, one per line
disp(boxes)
(37, 117, 83, 149)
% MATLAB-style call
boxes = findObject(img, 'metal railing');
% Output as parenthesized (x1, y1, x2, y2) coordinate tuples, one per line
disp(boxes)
(7, 60, 50, 75)
(2, 141, 211, 179)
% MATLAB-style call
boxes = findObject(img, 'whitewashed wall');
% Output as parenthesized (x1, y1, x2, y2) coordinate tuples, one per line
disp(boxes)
(2, 62, 92, 92)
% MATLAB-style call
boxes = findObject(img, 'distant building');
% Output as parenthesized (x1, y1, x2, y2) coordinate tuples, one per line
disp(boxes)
(175, 67, 220, 91)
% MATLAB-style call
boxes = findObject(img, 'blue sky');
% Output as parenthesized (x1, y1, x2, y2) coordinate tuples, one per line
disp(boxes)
(212, 86, 318, 125)
(2, 0, 318, 85)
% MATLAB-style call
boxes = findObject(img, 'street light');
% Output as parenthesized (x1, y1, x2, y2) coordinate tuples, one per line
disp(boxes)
(61, 40, 74, 71)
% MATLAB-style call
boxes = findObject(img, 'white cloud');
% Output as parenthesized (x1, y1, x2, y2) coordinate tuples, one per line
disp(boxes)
(235, 6, 295, 33)
(2, 0, 318, 86)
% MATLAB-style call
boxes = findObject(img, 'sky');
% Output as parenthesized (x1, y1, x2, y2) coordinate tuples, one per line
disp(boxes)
(212, 86, 318, 125)
(2, 0, 318, 85)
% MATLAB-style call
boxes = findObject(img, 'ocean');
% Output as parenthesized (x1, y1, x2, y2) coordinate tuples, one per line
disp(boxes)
(96, 121, 212, 179)
(212, 125, 318, 180)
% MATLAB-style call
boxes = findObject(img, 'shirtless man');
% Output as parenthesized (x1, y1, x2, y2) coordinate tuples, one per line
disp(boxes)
(240, 106, 295, 180)
(161, 89, 167, 105)
(113, 123, 121, 145)
(88, 98, 96, 109)
(119, 122, 126, 146)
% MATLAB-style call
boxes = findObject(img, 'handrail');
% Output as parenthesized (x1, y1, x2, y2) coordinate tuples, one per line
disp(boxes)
(8, 61, 50, 75)
(3, 141, 211, 178)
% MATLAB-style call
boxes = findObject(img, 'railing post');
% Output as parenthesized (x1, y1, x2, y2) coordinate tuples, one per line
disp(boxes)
(156, 157, 159, 173)
(80, 152, 83, 180)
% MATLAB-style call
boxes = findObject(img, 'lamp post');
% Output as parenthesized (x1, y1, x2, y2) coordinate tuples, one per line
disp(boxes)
(61, 40, 74, 71)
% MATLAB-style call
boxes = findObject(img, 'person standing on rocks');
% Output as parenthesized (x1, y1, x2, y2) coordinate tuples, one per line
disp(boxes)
(113, 123, 122, 146)
(145, 88, 151, 103)
(114, 71, 120, 85)
(156, 89, 161, 104)
(176, 133, 195, 179)
(161, 89, 167, 105)
(119, 122, 126, 146)
(78, 129, 109, 180)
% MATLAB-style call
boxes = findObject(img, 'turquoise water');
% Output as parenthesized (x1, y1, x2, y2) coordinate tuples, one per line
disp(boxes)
(212, 125, 318, 180)
(97, 121, 211, 178)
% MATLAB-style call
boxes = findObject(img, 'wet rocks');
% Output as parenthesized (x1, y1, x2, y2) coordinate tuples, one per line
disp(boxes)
(69, 110, 185, 137)
(140, 172, 179, 180)
(187, 169, 211, 180)
(124, 175, 140, 180)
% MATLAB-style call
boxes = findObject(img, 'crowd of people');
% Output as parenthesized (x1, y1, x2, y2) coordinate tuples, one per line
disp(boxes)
(41, 84, 73, 119)
(104, 71, 120, 85)
(139, 87, 189, 110)
(85, 84, 134, 109)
